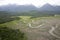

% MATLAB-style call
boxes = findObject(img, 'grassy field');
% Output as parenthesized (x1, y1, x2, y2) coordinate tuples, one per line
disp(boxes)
(0, 16, 60, 40)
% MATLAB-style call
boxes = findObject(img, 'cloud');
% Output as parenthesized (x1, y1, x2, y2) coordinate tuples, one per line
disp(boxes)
(46, 0, 60, 5)
(0, 0, 60, 7)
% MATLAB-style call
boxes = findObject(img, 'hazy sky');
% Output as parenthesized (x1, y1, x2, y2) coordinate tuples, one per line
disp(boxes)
(0, 0, 60, 7)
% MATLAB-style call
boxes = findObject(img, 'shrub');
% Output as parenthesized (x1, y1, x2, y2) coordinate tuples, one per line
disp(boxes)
(0, 27, 27, 40)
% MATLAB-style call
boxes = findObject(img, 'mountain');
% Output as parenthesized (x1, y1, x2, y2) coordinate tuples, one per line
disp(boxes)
(0, 4, 37, 12)
(39, 3, 55, 11)
(0, 3, 60, 12)
(39, 3, 60, 11)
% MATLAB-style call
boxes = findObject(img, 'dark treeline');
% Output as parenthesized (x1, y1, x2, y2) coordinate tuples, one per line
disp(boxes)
(0, 11, 20, 24)
(0, 11, 60, 24)
(0, 11, 60, 17)
(9, 11, 60, 17)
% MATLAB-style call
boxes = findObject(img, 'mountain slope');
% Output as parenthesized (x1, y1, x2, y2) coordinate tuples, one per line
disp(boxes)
(0, 4, 37, 12)
(0, 3, 60, 12)
(39, 3, 55, 11)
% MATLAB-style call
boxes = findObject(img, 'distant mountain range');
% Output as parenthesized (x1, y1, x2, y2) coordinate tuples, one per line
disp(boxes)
(0, 3, 60, 12)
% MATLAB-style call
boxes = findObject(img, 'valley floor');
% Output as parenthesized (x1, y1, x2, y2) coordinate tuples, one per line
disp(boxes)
(0, 16, 60, 40)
